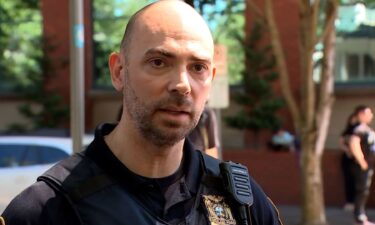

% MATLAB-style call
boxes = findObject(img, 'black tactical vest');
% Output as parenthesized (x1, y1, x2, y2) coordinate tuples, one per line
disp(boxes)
(38, 150, 247, 225)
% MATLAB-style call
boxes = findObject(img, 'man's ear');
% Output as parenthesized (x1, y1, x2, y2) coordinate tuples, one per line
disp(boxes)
(108, 52, 124, 92)
(212, 67, 216, 80)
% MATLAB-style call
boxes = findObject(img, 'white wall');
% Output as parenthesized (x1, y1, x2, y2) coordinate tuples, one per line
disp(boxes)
(0, 101, 31, 132)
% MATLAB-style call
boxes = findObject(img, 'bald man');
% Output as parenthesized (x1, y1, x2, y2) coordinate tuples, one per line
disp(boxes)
(1, 1, 282, 224)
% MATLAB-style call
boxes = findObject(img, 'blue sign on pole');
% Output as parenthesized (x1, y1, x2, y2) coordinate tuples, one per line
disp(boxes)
(74, 24, 84, 48)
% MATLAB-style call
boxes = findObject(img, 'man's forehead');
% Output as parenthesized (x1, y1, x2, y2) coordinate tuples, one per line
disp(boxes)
(134, 1, 213, 43)
(131, 22, 213, 58)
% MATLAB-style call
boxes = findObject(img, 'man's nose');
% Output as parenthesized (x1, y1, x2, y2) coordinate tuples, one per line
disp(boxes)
(168, 68, 191, 96)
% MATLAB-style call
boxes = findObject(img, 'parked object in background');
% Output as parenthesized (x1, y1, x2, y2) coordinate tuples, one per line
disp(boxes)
(268, 128, 297, 152)
(0, 135, 93, 212)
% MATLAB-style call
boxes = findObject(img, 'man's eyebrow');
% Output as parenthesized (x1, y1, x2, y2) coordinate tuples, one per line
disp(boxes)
(144, 48, 212, 64)
(190, 55, 212, 65)
(144, 48, 176, 58)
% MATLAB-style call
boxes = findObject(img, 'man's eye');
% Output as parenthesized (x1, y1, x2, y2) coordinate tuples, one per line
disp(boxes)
(192, 64, 207, 73)
(150, 59, 165, 68)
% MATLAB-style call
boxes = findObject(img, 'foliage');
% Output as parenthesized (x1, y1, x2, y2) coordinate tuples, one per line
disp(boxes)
(0, 0, 42, 93)
(92, 0, 155, 89)
(341, 0, 375, 5)
(190, 1, 283, 132)
(193, 0, 246, 84)
(1, 0, 69, 132)
(10, 47, 70, 130)
(225, 22, 284, 132)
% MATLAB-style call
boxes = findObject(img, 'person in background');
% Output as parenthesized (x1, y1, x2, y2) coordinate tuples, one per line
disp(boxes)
(339, 112, 358, 211)
(348, 105, 375, 225)
(188, 103, 220, 158)
(1, 1, 282, 224)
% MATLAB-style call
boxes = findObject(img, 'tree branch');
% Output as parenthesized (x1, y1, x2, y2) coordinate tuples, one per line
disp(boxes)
(304, 0, 320, 131)
(311, 0, 320, 38)
(316, 0, 337, 156)
(315, 0, 338, 45)
(264, 0, 301, 130)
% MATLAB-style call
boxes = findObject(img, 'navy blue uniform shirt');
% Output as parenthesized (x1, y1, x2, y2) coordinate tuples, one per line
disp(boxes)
(2, 123, 282, 225)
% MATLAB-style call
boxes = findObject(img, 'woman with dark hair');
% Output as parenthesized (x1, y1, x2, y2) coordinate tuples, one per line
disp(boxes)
(339, 112, 358, 211)
(348, 105, 375, 225)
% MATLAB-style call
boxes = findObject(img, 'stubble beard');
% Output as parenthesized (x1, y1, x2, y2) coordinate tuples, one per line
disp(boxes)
(123, 70, 201, 148)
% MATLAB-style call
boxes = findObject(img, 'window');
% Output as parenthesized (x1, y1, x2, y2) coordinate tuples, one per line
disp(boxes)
(22, 147, 40, 166)
(335, 3, 375, 83)
(40, 146, 69, 164)
(346, 54, 359, 78)
(91, 0, 246, 89)
(0, 144, 69, 168)
(92, 0, 155, 89)
(335, 53, 375, 82)
(0, 145, 27, 167)
(364, 54, 375, 78)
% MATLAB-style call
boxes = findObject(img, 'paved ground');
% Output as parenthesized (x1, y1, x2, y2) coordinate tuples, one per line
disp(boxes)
(2, 203, 375, 224)
(278, 205, 375, 225)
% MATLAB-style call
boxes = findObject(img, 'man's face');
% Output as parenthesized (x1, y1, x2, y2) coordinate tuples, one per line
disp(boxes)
(119, 8, 215, 147)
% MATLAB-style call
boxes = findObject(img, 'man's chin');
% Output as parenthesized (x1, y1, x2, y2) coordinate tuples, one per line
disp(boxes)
(149, 133, 185, 147)
(149, 127, 191, 147)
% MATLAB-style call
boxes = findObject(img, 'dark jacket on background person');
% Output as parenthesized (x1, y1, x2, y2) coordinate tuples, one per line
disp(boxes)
(2, 124, 282, 225)
(350, 122, 375, 223)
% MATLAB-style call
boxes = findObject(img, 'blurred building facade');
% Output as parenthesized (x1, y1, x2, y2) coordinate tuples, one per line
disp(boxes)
(1, 0, 375, 150)
(2, 0, 375, 207)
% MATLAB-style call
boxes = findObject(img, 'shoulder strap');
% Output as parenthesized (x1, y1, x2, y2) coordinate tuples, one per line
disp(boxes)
(197, 150, 224, 189)
(37, 152, 117, 224)
(37, 153, 86, 224)
(67, 173, 116, 202)
(38, 152, 116, 202)
(198, 150, 220, 175)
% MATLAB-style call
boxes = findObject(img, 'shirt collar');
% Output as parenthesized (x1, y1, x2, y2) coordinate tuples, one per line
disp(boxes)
(85, 123, 202, 194)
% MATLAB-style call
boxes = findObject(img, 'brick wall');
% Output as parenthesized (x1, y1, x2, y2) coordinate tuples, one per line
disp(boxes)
(41, 0, 94, 129)
(223, 150, 375, 207)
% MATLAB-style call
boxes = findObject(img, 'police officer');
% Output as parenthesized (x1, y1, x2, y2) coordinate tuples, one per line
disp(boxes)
(1, 1, 282, 224)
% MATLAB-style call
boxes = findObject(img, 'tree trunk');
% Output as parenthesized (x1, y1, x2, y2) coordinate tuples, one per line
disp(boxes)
(246, 0, 337, 224)
(300, 4, 336, 223)
(300, 131, 327, 225)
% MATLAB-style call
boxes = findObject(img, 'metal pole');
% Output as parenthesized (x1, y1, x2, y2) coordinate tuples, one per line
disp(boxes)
(69, 0, 85, 153)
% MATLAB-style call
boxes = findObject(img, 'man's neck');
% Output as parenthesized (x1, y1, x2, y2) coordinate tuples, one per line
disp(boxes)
(104, 121, 184, 178)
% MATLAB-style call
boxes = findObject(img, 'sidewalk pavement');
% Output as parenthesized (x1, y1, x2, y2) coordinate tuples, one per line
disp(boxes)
(278, 205, 375, 225)
(2, 203, 374, 224)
